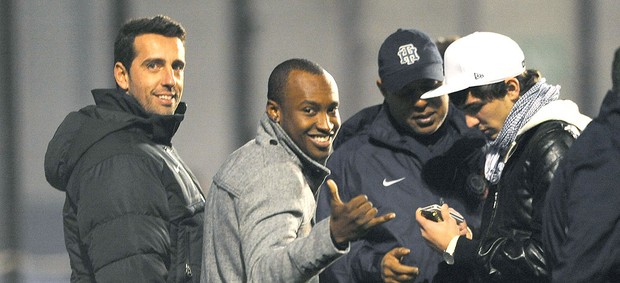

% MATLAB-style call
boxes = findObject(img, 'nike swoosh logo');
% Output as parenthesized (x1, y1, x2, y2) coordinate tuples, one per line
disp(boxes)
(382, 177, 406, 187)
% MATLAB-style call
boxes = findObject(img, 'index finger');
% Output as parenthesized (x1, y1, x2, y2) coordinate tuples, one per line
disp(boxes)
(415, 208, 427, 224)
(383, 250, 419, 275)
(440, 204, 456, 225)
(390, 263, 419, 276)
(386, 247, 410, 259)
(367, 211, 395, 228)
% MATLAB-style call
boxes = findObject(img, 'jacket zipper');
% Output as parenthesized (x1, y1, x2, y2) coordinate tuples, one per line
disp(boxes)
(482, 143, 514, 244)
(185, 230, 192, 280)
(164, 145, 193, 280)
(479, 190, 499, 257)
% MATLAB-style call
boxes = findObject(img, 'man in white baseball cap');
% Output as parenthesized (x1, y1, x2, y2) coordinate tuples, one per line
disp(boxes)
(416, 32, 591, 282)
(421, 32, 526, 103)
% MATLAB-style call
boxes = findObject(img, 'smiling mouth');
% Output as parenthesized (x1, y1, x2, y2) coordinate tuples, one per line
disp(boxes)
(309, 134, 333, 148)
(155, 93, 177, 105)
(412, 112, 435, 124)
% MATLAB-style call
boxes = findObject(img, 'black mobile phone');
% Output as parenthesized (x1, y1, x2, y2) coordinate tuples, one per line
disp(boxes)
(420, 204, 464, 224)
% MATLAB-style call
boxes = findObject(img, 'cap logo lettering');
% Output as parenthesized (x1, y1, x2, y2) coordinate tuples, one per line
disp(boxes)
(398, 44, 420, 65)
(474, 73, 485, 80)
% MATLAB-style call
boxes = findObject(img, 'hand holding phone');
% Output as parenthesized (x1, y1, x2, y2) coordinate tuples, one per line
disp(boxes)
(420, 204, 464, 224)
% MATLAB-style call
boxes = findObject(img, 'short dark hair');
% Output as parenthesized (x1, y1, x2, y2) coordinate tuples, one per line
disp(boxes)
(114, 15, 186, 73)
(267, 58, 325, 104)
(450, 69, 542, 107)
(435, 35, 460, 60)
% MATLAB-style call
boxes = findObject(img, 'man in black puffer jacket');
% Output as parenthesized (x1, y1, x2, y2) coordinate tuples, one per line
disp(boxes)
(416, 32, 591, 282)
(44, 15, 204, 282)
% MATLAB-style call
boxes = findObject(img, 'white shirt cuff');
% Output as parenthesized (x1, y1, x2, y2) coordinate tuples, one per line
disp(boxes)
(445, 235, 460, 255)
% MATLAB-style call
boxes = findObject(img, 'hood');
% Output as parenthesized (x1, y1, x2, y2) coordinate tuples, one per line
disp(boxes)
(367, 102, 476, 164)
(518, 100, 592, 136)
(44, 88, 186, 191)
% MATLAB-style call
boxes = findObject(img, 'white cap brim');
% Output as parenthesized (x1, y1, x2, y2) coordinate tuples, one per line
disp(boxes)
(421, 31, 526, 100)
(420, 83, 468, 99)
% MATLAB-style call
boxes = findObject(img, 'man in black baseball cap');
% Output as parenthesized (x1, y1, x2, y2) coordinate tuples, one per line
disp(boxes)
(378, 29, 444, 95)
(315, 28, 485, 282)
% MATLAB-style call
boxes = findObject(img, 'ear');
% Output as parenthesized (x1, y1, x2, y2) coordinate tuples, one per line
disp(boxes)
(505, 77, 521, 102)
(266, 100, 281, 123)
(376, 79, 387, 98)
(114, 62, 130, 91)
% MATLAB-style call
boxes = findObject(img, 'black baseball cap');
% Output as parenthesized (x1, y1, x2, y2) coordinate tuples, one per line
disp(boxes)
(378, 29, 444, 94)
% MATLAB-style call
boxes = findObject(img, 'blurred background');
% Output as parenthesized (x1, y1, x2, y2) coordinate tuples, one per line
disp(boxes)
(0, 1, 618, 282)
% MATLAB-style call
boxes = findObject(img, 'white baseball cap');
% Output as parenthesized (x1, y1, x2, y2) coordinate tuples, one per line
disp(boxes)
(421, 32, 526, 99)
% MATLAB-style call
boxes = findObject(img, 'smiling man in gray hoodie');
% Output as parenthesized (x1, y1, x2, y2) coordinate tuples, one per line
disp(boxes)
(200, 58, 394, 282)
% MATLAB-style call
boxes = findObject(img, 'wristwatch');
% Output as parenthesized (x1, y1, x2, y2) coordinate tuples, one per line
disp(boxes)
(443, 250, 455, 265)
(443, 235, 459, 265)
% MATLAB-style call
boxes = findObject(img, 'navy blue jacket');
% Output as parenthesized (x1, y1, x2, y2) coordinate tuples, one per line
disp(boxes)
(316, 103, 484, 282)
(543, 90, 620, 283)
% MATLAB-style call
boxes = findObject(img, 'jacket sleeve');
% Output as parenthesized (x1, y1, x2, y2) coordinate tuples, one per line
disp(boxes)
(318, 239, 390, 282)
(238, 163, 346, 282)
(459, 125, 575, 282)
(316, 151, 391, 282)
(318, 187, 388, 283)
(548, 127, 620, 283)
(63, 196, 97, 282)
(75, 154, 170, 283)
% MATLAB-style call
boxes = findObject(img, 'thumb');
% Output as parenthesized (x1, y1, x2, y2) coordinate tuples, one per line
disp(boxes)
(392, 247, 411, 259)
(327, 179, 343, 207)
(441, 204, 452, 223)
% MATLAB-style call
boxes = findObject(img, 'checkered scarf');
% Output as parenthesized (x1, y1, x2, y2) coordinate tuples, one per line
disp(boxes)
(484, 78, 560, 184)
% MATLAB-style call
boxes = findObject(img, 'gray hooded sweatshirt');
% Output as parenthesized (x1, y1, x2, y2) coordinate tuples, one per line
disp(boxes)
(201, 114, 347, 283)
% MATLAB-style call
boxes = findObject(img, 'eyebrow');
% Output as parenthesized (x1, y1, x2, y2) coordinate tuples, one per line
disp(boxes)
(298, 100, 339, 107)
(459, 100, 485, 112)
(141, 58, 165, 66)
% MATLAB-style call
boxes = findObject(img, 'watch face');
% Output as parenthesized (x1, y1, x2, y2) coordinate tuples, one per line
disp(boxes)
(443, 251, 455, 265)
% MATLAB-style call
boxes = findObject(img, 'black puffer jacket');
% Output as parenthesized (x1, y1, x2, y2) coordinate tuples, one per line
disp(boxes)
(454, 120, 583, 282)
(45, 89, 205, 283)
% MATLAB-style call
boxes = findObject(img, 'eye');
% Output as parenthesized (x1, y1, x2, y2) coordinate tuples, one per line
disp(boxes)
(462, 103, 484, 116)
(145, 61, 163, 70)
(172, 61, 185, 71)
(144, 59, 167, 71)
(146, 62, 157, 69)
(303, 107, 316, 115)
(328, 105, 339, 115)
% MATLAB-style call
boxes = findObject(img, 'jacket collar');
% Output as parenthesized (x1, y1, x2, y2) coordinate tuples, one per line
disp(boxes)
(45, 89, 187, 191)
(366, 103, 468, 163)
(518, 100, 591, 136)
(90, 88, 186, 144)
(257, 114, 331, 192)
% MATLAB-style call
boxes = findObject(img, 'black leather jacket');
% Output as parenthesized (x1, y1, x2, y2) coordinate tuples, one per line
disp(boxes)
(454, 120, 581, 282)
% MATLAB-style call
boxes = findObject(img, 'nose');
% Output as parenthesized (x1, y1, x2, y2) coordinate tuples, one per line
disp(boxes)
(162, 66, 176, 88)
(465, 115, 480, 128)
(414, 98, 428, 109)
(316, 112, 334, 132)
